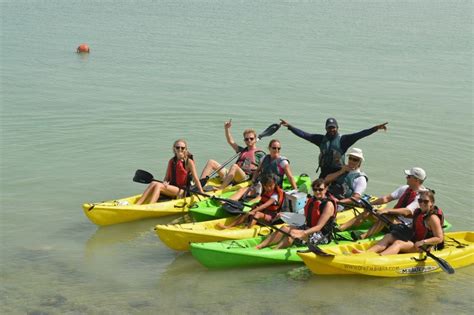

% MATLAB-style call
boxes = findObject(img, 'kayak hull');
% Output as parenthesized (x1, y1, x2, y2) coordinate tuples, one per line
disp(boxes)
(83, 179, 250, 226)
(298, 231, 473, 277)
(155, 217, 280, 251)
(190, 231, 380, 269)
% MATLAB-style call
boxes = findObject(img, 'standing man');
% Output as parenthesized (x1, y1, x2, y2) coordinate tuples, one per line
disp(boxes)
(280, 118, 387, 178)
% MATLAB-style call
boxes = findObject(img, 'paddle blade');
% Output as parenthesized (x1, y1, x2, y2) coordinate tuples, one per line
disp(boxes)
(199, 176, 209, 187)
(307, 242, 334, 257)
(220, 200, 246, 215)
(424, 250, 455, 274)
(280, 212, 306, 226)
(133, 169, 154, 184)
(257, 123, 280, 140)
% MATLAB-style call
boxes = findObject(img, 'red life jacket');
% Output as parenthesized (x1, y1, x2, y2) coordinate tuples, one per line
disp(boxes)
(304, 196, 337, 228)
(394, 187, 417, 209)
(166, 157, 190, 189)
(258, 185, 285, 212)
(412, 206, 444, 242)
(236, 147, 264, 175)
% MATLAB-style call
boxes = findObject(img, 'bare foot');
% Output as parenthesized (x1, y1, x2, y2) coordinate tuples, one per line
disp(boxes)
(351, 248, 364, 254)
(216, 223, 228, 230)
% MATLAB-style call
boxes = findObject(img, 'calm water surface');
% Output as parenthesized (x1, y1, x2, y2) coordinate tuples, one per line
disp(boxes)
(1, 1, 473, 314)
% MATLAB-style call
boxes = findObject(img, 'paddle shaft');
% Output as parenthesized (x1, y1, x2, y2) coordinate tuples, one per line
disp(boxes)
(190, 188, 253, 208)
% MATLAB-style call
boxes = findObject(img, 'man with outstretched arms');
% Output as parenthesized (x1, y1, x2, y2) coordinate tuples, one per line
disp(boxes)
(280, 118, 387, 178)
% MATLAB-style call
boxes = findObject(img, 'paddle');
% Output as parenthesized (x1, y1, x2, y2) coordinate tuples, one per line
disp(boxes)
(199, 123, 281, 186)
(279, 212, 306, 226)
(419, 246, 455, 274)
(188, 188, 253, 215)
(355, 198, 455, 274)
(133, 169, 159, 184)
(254, 219, 333, 256)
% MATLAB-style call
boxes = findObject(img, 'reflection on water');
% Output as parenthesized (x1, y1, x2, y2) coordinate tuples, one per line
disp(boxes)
(84, 214, 182, 257)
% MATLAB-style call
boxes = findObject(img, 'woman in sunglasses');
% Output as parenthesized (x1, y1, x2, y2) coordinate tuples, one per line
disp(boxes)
(256, 179, 336, 249)
(251, 139, 297, 189)
(136, 139, 204, 205)
(355, 190, 444, 255)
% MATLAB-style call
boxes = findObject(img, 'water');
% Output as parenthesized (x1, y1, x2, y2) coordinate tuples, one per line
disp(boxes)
(1, 0, 473, 314)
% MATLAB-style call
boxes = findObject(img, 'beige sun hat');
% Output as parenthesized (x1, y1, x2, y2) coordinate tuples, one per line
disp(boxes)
(347, 147, 364, 161)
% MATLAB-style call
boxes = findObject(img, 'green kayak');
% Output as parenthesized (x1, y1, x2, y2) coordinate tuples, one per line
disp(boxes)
(190, 220, 453, 269)
(188, 174, 312, 222)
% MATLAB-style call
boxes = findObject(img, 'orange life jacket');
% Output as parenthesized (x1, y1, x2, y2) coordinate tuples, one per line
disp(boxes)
(258, 185, 285, 212)
(412, 206, 444, 242)
(394, 187, 417, 209)
(166, 157, 190, 189)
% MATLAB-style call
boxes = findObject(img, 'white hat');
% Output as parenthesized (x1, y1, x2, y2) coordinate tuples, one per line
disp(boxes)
(404, 167, 426, 181)
(347, 147, 364, 161)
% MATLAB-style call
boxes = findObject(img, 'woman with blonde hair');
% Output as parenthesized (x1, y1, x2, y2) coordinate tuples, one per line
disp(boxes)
(136, 139, 204, 205)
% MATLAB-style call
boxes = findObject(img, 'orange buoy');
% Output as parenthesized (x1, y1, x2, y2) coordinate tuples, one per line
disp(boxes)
(76, 44, 90, 53)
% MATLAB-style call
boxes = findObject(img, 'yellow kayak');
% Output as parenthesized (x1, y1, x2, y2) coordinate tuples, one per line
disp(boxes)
(82, 179, 250, 226)
(155, 205, 368, 251)
(298, 231, 474, 277)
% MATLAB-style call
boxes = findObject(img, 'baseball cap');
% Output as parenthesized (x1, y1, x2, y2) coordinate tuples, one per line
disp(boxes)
(404, 167, 426, 181)
(326, 118, 338, 128)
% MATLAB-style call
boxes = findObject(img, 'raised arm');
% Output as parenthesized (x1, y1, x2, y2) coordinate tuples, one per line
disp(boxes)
(224, 119, 240, 152)
(340, 122, 388, 151)
(280, 119, 324, 146)
(283, 163, 297, 190)
(187, 159, 204, 193)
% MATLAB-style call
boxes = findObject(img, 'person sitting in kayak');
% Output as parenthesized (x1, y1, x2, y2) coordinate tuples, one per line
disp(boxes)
(280, 118, 388, 179)
(324, 147, 368, 205)
(217, 174, 284, 229)
(135, 139, 204, 205)
(339, 167, 428, 240)
(252, 139, 297, 189)
(255, 179, 336, 249)
(228, 139, 298, 201)
(200, 119, 265, 189)
(354, 190, 444, 255)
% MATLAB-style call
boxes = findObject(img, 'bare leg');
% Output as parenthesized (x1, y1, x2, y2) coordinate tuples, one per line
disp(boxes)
(364, 234, 397, 253)
(256, 229, 287, 249)
(219, 164, 247, 189)
(216, 214, 249, 229)
(339, 211, 370, 231)
(136, 182, 160, 205)
(274, 236, 294, 249)
(200, 159, 226, 179)
(380, 240, 415, 255)
(359, 220, 385, 239)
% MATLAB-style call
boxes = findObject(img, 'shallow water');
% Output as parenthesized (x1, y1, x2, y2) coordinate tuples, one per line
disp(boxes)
(1, 0, 473, 314)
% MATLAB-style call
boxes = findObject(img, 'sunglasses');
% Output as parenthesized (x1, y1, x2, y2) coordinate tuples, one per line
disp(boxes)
(348, 157, 361, 162)
(271, 147, 281, 151)
(406, 175, 415, 179)
(175, 146, 186, 150)
(312, 187, 325, 192)
(418, 199, 430, 204)
(244, 137, 255, 141)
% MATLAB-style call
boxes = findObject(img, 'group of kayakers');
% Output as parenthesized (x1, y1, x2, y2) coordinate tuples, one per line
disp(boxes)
(137, 117, 445, 256)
